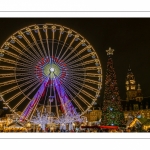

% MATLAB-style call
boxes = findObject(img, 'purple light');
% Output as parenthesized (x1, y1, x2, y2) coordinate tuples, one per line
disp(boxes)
(54, 78, 76, 115)
(20, 77, 49, 121)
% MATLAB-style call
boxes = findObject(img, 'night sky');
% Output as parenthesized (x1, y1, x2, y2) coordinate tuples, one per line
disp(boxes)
(0, 18, 150, 109)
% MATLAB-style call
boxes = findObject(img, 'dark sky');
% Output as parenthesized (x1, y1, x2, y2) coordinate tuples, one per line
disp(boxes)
(0, 18, 150, 106)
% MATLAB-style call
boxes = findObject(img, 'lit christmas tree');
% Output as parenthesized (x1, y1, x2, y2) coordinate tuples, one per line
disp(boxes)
(101, 47, 125, 126)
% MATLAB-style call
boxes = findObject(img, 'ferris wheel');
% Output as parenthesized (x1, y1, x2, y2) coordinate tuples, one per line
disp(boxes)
(0, 23, 102, 121)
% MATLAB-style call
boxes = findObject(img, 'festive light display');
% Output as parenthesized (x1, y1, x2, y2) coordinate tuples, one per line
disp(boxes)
(31, 109, 56, 131)
(101, 47, 125, 126)
(55, 111, 84, 131)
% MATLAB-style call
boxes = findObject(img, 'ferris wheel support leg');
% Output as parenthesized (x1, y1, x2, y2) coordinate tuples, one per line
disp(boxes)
(54, 79, 77, 115)
(20, 77, 49, 121)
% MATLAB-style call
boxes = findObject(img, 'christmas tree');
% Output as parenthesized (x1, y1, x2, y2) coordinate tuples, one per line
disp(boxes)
(101, 47, 125, 126)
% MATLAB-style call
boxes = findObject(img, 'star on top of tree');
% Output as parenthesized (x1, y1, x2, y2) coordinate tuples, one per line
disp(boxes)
(106, 47, 114, 55)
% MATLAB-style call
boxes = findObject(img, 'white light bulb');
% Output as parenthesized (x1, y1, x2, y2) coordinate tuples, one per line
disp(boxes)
(50, 67, 55, 72)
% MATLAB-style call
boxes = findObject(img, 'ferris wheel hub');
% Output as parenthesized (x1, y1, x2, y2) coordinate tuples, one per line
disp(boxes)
(50, 67, 55, 72)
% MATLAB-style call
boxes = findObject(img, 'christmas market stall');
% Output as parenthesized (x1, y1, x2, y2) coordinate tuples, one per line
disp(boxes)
(141, 119, 150, 131)
(3, 121, 27, 132)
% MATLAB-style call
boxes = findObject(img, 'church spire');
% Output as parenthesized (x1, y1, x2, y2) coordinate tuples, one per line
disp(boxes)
(127, 65, 135, 80)
(128, 64, 131, 72)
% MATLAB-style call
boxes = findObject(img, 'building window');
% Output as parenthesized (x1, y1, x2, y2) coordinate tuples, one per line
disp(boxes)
(131, 86, 135, 90)
(133, 104, 139, 111)
(130, 80, 135, 84)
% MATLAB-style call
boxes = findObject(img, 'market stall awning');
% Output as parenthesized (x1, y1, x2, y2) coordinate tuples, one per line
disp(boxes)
(100, 125, 118, 129)
(81, 125, 119, 129)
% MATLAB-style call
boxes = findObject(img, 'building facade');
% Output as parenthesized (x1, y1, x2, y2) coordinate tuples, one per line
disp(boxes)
(83, 67, 150, 124)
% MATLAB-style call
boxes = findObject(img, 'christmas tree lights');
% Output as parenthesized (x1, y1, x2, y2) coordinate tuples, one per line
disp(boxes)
(101, 47, 125, 126)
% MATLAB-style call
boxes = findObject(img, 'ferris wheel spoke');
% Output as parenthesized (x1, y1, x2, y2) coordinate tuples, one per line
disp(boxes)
(0, 57, 16, 65)
(16, 78, 37, 90)
(18, 30, 42, 59)
(80, 89, 97, 100)
(61, 75, 83, 91)
(16, 73, 34, 77)
(51, 26, 56, 58)
(0, 80, 16, 87)
(63, 45, 88, 63)
(67, 84, 91, 107)
(12, 96, 27, 111)
(84, 78, 101, 85)
(64, 77, 99, 93)
(6, 91, 22, 103)
(69, 71, 101, 78)
(59, 34, 77, 61)
(20, 81, 42, 104)
(66, 75, 101, 86)
(57, 77, 91, 107)
(28, 28, 45, 58)
(17, 57, 36, 66)
(67, 59, 100, 68)
(1, 86, 18, 95)
(77, 94, 92, 107)
(65, 76, 85, 87)
(0, 73, 15, 78)
(54, 27, 63, 59)
(21, 80, 40, 94)
(82, 83, 100, 93)
(0, 66, 16, 70)
(44, 26, 51, 58)
(62, 77, 96, 101)
(6, 80, 40, 103)
(2, 48, 36, 65)
(6, 42, 36, 62)
(4, 44, 36, 64)
(14, 35, 41, 61)
(61, 39, 91, 63)
(67, 52, 96, 67)
(5, 41, 23, 54)
(57, 30, 70, 59)
(16, 76, 35, 83)
(69, 66, 101, 71)
(63, 79, 81, 93)
(16, 65, 36, 71)
(35, 26, 47, 57)
(2, 50, 20, 59)
(15, 61, 35, 68)
(85, 73, 102, 78)
(65, 75, 85, 83)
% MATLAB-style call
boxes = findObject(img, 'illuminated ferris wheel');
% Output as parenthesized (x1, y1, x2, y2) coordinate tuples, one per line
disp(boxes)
(0, 23, 102, 121)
